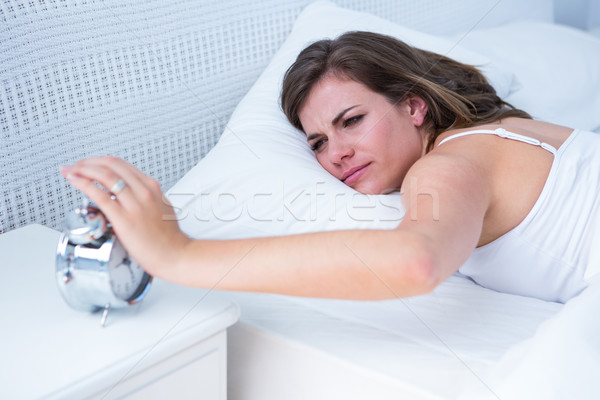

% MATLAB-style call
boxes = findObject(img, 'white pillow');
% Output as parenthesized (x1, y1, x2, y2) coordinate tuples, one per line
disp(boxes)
(454, 21, 600, 132)
(167, 1, 519, 240)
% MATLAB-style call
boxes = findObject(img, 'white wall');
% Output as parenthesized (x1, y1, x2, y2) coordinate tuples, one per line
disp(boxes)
(554, 0, 600, 29)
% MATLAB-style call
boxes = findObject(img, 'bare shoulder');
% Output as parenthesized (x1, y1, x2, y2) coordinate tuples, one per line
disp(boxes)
(400, 144, 493, 232)
(403, 144, 492, 200)
(419, 117, 569, 246)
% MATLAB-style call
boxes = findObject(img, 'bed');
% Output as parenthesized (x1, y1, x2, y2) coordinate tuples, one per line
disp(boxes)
(2, 0, 600, 399)
(166, 2, 600, 399)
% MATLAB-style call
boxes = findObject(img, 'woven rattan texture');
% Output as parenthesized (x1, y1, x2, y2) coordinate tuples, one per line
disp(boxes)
(1, 0, 514, 232)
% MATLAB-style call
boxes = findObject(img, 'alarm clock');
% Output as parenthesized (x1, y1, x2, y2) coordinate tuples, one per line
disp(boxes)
(56, 198, 152, 325)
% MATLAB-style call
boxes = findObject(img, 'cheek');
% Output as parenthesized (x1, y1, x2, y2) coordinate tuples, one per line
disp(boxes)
(370, 122, 398, 154)
(315, 153, 335, 174)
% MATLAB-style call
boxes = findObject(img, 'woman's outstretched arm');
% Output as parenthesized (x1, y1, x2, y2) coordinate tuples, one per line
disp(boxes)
(62, 152, 489, 300)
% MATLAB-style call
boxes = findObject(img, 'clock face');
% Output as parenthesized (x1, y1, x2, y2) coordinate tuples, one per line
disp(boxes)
(107, 239, 148, 301)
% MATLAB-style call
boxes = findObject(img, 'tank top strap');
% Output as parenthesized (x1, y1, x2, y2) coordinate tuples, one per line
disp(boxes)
(437, 128, 557, 155)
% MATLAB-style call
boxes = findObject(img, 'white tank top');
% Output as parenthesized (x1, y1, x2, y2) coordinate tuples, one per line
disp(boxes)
(438, 128, 600, 303)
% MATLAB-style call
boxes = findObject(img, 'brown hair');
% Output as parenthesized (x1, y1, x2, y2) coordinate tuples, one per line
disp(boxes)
(281, 31, 531, 152)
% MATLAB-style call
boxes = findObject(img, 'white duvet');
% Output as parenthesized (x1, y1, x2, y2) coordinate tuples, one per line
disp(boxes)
(461, 275, 600, 400)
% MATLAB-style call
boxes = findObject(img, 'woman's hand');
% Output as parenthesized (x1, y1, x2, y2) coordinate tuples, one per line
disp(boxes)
(61, 157, 191, 279)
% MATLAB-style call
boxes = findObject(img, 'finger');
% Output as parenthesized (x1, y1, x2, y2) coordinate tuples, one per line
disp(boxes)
(66, 157, 159, 207)
(63, 172, 124, 221)
(62, 163, 140, 211)
(95, 158, 164, 205)
(68, 157, 149, 195)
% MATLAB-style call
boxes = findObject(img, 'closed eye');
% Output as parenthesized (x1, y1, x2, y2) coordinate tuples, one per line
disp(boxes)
(343, 115, 363, 128)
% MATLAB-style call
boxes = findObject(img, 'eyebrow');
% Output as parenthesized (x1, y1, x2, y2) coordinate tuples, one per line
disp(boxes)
(332, 105, 358, 126)
(306, 105, 359, 141)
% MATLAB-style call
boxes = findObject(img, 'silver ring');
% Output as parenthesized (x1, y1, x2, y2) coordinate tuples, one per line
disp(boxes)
(110, 179, 126, 195)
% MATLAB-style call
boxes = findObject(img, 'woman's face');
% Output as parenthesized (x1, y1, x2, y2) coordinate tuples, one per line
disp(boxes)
(298, 74, 428, 194)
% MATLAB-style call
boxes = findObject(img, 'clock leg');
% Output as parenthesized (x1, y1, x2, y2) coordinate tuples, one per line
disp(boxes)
(100, 304, 111, 327)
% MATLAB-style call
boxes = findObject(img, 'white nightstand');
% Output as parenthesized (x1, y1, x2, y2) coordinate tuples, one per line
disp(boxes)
(0, 224, 239, 399)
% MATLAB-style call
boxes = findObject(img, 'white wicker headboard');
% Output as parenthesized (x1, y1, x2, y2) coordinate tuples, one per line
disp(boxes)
(0, 0, 552, 233)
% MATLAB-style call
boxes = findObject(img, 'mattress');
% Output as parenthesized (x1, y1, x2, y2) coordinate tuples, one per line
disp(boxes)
(220, 274, 566, 399)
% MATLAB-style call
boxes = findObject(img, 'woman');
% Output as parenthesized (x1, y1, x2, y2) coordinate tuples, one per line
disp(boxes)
(62, 32, 600, 303)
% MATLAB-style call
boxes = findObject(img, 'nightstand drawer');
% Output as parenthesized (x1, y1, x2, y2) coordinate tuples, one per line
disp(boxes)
(90, 331, 227, 400)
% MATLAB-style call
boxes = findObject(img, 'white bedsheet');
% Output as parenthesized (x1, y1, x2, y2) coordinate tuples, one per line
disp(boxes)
(221, 275, 565, 399)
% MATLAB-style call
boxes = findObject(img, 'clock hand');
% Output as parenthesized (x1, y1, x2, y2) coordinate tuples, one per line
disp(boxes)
(122, 257, 135, 280)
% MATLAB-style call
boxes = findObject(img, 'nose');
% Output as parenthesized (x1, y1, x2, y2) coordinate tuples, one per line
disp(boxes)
(328, 138, 355, 164)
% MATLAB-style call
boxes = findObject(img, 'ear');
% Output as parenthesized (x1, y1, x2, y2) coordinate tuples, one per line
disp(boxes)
(405, 96, 428, 127)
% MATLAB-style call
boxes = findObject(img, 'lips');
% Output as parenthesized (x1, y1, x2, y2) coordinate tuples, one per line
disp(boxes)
(341, 163, 371, 185)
